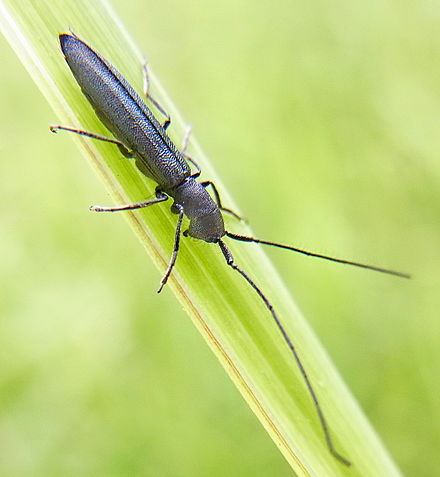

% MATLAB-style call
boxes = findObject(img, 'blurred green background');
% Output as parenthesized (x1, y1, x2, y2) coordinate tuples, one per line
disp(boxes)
(1, 1, 439, 476)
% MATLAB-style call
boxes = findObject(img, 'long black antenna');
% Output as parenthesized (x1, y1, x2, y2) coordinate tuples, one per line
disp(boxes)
(226, 232, 410, 279)
(218, 240, 351, 466)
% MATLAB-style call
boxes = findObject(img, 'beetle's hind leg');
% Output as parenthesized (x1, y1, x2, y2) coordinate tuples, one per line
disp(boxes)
(180, 125, 202, 177)
(142, 63, 201, 176)
(142, 60, 171, 130)
(50, 125, 134, 158)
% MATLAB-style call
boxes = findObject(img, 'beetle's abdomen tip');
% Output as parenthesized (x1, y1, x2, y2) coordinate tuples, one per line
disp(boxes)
(59, 33, 78, 54)
(59, 33, 70, 44)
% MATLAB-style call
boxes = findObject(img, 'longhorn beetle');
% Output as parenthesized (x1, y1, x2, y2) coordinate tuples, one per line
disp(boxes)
(51, 33, 410, 466)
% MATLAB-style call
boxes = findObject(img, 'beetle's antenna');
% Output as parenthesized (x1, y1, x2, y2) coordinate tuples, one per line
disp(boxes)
(218, 239, 351, 466)
(226, 232, 410, 279)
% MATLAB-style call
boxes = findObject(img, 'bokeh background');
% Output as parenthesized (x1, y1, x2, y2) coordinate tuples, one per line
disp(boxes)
(1, 1, 439, 476)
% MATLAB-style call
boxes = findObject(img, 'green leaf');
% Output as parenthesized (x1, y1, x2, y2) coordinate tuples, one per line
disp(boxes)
(0, 1, 403, 475)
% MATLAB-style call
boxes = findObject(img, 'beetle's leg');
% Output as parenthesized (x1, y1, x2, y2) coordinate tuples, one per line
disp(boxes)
(180, 125, 202, 177)
(50, 125, 134, 158)
(201, 181, 246, 222)
(181, 125, 192, 155)
(142, 61, 171, 130)
(90, 191, 168, 212)
(157, 204, 184, 293)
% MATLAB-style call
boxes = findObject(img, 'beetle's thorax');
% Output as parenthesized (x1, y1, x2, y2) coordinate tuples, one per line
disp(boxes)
(166, 177, 225, 243)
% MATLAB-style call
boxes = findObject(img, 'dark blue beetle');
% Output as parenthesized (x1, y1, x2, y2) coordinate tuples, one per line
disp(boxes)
(52, 33, 408, 467)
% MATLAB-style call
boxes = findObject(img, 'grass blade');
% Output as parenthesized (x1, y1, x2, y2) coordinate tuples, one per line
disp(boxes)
(0, 1, 403, 475)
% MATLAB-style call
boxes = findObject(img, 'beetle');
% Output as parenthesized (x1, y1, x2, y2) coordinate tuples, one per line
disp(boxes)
(51, 33, 409, 466)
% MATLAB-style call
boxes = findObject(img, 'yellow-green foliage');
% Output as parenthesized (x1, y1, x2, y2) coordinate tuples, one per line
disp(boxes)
(0, 1, 437, 476)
